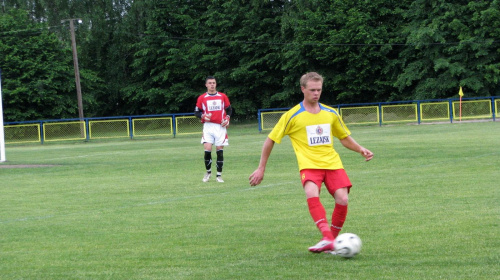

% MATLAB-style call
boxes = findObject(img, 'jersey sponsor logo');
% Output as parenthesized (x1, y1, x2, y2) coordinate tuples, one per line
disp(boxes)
(316, 126, 324, 135)
(310, 136, 331, 145)
(207, 100, 222, 111)
(306, 124, 331, 146)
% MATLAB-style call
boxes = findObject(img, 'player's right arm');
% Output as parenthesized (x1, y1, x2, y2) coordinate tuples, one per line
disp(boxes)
(194, 95, 203, 119)
(249, 137, 275, 186)
(194, 106, 203, 118)
(194, 95, 212, 122)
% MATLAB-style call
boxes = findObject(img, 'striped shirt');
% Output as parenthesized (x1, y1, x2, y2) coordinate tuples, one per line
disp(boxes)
(195, 92, 231, 124)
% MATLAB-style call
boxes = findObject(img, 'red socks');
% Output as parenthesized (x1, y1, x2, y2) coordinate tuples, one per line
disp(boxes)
(307, 197, 334, 241)
(307, 198, 349, 241)
(330, 203, 348, 239)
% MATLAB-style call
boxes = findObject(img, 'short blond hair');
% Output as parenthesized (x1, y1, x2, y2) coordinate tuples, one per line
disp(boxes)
(300, 72, 323, 88)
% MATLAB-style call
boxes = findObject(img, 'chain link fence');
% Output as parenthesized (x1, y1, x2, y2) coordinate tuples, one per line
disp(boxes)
(3, 97, 499, 144)
(4, 124, 40, 144)
(175, 116, 203, 135)
(44, 121, 86, 142)
(340, 106, 379, 124)
(89, 119, 130, 139)
(381, 104, 418, 123)
(452, 100, 492, 120)
(132, 117, 173, 137)
(259, 97, 499, 131)
(3, 115, 203, 144)
(420, 102, 449, 122)
(260, 111, 287, 130)
(496, 99, 500, 116)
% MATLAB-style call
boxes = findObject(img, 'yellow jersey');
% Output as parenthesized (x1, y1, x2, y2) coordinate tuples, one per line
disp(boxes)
(268, 102, 351, 171)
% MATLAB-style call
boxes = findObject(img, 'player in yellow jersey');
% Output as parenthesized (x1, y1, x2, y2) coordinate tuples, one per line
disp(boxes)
(249, 72, 373, 253)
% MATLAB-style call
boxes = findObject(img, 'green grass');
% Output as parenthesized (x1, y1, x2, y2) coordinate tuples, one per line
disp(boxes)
(1, 121, 499, 279)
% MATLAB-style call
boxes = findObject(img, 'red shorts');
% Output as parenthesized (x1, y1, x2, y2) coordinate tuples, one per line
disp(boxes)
(300, 169, 352, 195)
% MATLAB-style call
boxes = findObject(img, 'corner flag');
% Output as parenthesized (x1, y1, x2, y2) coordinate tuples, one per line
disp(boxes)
(458, 86, 464, 121)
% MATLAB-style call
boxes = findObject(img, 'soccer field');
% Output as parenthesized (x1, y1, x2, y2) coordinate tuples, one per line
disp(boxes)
(1, 122, 499, 279)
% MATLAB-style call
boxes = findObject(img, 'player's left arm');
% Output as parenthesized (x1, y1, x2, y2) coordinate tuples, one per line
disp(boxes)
(221, 105, 232, 127)
(225, 105, 233, 117)
(339, 136, 374, 161)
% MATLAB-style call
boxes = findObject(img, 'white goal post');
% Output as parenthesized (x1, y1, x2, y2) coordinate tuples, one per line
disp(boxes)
(0, 68, 6, 162)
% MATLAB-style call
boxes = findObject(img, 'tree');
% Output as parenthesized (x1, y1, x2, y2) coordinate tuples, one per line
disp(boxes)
(0, 9, 78, 121)
(280, 0, 408, 105)
(200, 0, 290, 116)
(396, 0, 500, 99)
(122, 0, 209, 115)
(76, 0, 137, 116)
(2, 0, 499, 122)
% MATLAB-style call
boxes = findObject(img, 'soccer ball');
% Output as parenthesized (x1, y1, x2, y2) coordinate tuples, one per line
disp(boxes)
(334, 233, 362, 258)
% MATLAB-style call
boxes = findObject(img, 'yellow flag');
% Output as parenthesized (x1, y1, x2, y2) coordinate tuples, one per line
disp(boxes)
(459, 86, 464, 97)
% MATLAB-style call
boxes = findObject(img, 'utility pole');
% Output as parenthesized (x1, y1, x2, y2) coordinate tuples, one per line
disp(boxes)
(61, 18, 85, 138)
(61, 18, 84, 122)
